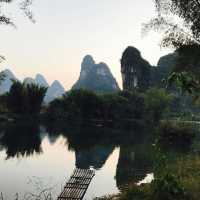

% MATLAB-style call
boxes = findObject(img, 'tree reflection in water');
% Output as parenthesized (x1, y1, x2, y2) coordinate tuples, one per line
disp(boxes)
(0, 122, 42, 159)
(45, 121, 155, 187)
(0, 121, 154, 188)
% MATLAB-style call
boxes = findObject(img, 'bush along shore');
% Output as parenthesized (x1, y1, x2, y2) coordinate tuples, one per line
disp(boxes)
(95, 120, 200, 200)
(45, 88, 173, 124)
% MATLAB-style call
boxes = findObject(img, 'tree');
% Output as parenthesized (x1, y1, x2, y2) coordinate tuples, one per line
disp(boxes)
(143, 0, 200, 95)
(144, 88, 172, 122)
(7, 80, 25, 114)
(26, 84, 47, 114)
(6, 81, 47, 115)
(0, 0, 34, 62)
(143, 0, 200, 48)
(64, 89, 102, 119)
(0, 0, 35, 26)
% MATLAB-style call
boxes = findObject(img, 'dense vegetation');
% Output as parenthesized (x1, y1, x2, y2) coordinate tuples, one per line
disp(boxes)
(46, 88, 172, 123)
(144, 0, 200, 98)
(3, 81, 47, 116)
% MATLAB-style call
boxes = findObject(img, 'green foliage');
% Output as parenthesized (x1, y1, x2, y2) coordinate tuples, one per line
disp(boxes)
(26, 84, 48, 114)
(153, 153, 200, 200)
(144, 88, 173, 122)
(47, 88, 176, 122)
(47, 89, 103, 120)
(143, 0, 200, 94)
(46, 98, 69, 120)
(7, 81, 25, 114)
(100, 93, 128, 120)
(47, 89, 146, 122)
(6, 81, 47, 115)
(120, 184, 150, 200)
(101, 173, 188, 200)
(65, 89, 101, 119)
(167, 72, 197, 94)
(159, 121, 196, 147)
(166, 45, 200, 97)
(169, 155, 200, 199)
(152, 53, 177, 89)
(0, 0, 35, 26)
(0, 0, 34, 62)
(152, 173, 188, 200)
(143, 0, 200, 48)
(118, 90, 146, 119)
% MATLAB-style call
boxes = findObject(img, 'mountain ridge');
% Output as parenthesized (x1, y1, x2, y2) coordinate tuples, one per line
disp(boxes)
(72, 55, 120, 92)
(0, 50, 176, 102)
(0, 69, 65, 103)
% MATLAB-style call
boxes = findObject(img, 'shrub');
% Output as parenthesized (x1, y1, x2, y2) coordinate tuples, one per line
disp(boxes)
(120, 184, 150, 200)
(62, 89, 101, 120)
(159, 121, 196, 147)
(98, 173, 189, 200)
(152, 173, 188, 200)
(144, 88, 173, 122)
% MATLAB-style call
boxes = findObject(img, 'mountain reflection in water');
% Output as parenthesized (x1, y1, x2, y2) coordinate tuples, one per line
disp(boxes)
(0, 121, 154, 199)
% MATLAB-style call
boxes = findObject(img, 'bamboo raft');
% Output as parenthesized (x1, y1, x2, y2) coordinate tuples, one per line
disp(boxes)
(57, 169, 95, 200)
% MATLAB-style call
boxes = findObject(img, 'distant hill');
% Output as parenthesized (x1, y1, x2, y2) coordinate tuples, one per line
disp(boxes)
(0, 69, 17, 94)
(23, 77, 36, 85)
(23, 75, 65, 103)
(156, 53, 177, 85)
(44, 80, 65, 103)
(23, 74, 49, 87)
(35, 74, 49, 87)
(150, 52, 178, 88)
(0, 51, 179, 103)
(72, 55, 120, 92)
(121, 46, 152, 90)
(119, 46, 178, 90)
(0, 69, 65, 103)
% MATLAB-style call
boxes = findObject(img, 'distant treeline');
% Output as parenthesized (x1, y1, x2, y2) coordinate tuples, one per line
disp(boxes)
(0, 80, 198, 123)
(45, 88, 173, 123)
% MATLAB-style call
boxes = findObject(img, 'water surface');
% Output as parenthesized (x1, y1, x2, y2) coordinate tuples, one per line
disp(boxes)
(0, 122, 154, 199)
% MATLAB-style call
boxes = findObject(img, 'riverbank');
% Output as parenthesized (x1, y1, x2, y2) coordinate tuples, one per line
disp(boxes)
(95, 121, 200, 200)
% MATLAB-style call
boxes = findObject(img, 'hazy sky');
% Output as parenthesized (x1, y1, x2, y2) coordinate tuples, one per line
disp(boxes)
(0, 0, 172, 89)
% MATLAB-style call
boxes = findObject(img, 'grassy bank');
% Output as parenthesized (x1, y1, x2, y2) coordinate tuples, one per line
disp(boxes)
(96, 121, 200, 200)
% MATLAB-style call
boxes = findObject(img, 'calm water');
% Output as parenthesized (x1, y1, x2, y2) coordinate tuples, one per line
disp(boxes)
(0, 122, 154, 200)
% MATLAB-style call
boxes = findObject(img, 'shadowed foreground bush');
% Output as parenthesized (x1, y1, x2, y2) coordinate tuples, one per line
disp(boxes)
(151, 173, 188, 200)
(159, 121, 196, 147)
(96, 173, 190, 200)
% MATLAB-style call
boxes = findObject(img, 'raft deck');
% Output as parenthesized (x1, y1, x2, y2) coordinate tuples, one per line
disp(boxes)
(57, 169, 95, 200)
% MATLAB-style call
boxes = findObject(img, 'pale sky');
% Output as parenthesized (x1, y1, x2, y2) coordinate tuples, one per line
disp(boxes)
(0, 0, 172, 90)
